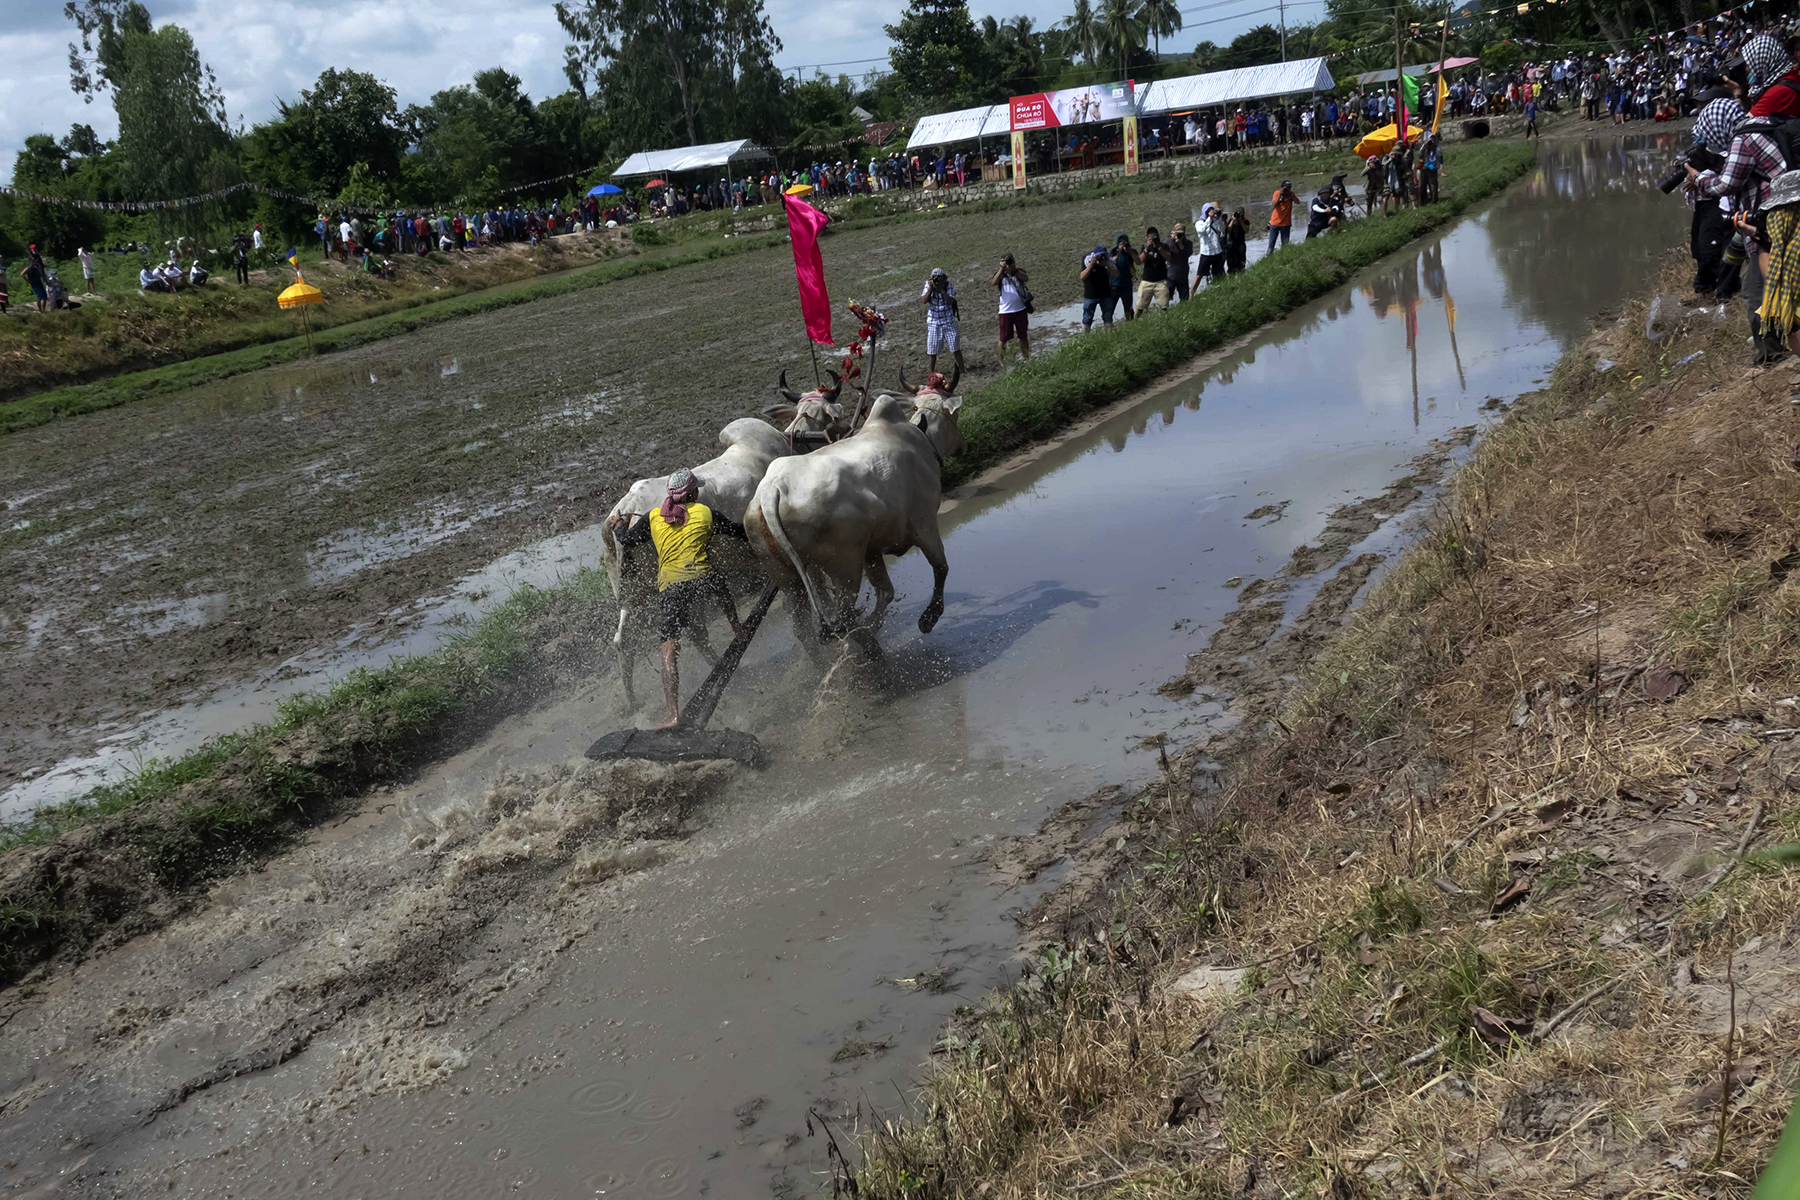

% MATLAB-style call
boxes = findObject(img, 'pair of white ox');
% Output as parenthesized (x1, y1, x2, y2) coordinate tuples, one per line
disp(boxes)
(600, 383, 967, 705)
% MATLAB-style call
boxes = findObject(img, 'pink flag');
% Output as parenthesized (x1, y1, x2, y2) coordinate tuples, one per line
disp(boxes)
(784, 194, 833, 345)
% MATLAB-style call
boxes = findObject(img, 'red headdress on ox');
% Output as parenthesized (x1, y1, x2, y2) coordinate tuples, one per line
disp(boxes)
(898, 362, 961, 398)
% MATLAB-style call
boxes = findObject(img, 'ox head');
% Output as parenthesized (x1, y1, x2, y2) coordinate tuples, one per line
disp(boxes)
(764, 368, 848, 437)
(905, 384, 966, 462)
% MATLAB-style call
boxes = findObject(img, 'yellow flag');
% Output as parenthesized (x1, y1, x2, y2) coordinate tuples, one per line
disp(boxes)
(1432, 75, 1450, 134)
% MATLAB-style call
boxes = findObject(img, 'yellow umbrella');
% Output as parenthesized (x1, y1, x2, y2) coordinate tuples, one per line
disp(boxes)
(1354, 121, 1427, 160)
(278, 280, 324, 352)
(784, 183, 814, 195)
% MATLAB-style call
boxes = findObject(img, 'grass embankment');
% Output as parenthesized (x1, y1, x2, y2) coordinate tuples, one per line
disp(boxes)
(0, 573, 612, 984)
(943, 138, 1537, 486)
(852, 266, 1800, 1197)
(0, 139, 1535, 989)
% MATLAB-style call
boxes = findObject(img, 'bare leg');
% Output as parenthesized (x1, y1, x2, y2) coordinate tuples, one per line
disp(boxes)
(1018, 328, 1031, 359)
(657, 638, 681, 728)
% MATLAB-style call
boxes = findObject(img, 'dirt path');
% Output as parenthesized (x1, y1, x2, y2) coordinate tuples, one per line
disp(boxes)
(0, 155, 1349, 805)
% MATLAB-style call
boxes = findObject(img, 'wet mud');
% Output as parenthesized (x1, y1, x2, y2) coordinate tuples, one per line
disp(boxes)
(0, 135, 1696, 1198)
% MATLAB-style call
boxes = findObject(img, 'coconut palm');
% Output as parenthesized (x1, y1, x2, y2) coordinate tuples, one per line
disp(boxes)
(1137, 0, 1183, 60)
(1099, 0, 1147, 78)
(1063, 0, 1102, 68)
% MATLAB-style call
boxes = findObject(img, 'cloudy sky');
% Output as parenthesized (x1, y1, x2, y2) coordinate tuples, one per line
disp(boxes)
(2, 0, 1294, 180)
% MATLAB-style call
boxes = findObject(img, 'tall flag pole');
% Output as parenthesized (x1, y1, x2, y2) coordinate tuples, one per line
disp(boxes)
(782, 192, 834, 348)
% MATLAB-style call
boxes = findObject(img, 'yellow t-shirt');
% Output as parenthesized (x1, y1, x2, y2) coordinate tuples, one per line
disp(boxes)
(648, 503, 715, 590)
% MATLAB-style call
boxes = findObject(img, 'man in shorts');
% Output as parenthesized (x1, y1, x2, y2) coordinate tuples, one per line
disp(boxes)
(612, 469, 747, 728)
(994, 252, 1031, 363)
(920, 267, 964, 376)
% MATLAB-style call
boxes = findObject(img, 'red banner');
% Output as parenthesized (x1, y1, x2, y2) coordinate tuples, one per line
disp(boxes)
(783, 194, 833, 345)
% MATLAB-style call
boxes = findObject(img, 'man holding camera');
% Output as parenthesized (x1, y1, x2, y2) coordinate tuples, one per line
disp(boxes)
(920, 267, 965, 377)
(993, 253, 1032, 364)
(1134, 227, 1174, 313)
(1268, 181, 1296, 253)
(1080, 245, 1119, 331)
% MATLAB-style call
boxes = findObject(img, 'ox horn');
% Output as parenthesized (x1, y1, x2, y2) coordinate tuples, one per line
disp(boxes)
(946, 363, 961, 395)
(823, 368, 843, 398)
(776, 368, 802, 404)
(898, 364, 914, 395)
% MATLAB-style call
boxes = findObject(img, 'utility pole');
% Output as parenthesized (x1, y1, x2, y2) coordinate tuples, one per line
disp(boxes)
(1395, 5, 1406, 141)
(1279, 0, 1288, 60)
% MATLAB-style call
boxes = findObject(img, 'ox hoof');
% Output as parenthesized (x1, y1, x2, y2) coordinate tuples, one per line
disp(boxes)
(918, 604, 944, 634)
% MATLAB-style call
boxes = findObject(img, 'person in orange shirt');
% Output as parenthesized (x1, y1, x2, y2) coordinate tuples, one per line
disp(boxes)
(1267, 180, 1295, 253)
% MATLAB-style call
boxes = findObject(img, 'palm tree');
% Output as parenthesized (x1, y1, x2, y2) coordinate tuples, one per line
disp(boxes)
(1099, 0, 1147, 78)
(1137, 0, 1183, 61)
(1063, 0, 1102, 69)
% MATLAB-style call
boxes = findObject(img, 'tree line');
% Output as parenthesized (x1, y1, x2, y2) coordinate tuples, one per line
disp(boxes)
(1, 0, 1726, 259)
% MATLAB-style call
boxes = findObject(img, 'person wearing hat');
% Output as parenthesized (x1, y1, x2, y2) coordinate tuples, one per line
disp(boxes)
(1197, 204, 1227, 284)
(920, 268, 965, 376)
(1306, 184, 1344, 239)
(1080, 244, 1119, 331)
(611, 469, 748, 728)
(1267, 181, 1295, 253)
(1167, 222, 1195, 303)
(1109, 234, 1136, 323)
(1756, 168, 1800, 354)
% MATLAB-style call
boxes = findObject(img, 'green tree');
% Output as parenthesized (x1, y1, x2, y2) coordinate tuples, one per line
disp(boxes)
(1063, 0, 1102, 68)
(1099, 0, 1147, 78)
(65, 0, 234, 234)
(557, 0, 782, 147)
(1190, 39, 1223, 70)
(885, 0, 987, 110)
(1219, 23, 1283, 70)
(1138, 0, 1183, 61)
(6, 133, 105, 257)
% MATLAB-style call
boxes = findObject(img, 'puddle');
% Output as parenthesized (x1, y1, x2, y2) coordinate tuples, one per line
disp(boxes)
(0, 136, 1698, 1196)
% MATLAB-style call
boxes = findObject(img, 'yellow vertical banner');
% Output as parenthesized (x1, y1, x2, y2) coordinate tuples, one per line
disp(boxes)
(1123, 115, 1140, 175)
(1011, 131, 1026, 189)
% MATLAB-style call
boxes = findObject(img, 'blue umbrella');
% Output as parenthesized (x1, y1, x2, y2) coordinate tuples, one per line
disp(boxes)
(588, 184, 624, 196)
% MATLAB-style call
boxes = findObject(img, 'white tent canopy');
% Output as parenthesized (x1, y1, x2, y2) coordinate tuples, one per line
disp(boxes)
(612, 138, 772, 178)
(905, 104, 1010, 150)
(1137, 57, 1335, 114)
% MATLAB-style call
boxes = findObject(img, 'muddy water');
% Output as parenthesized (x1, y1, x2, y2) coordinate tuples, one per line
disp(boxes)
(0, 136, 1689, 1198)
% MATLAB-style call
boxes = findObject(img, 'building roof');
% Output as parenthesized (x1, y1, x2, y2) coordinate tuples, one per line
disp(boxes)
(905, 104, 1010, 150)
(611, 138, 773, 177)
(1136, 57, 1336, 113)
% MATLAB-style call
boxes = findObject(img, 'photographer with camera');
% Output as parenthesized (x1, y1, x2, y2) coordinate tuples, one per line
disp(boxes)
(920, 267, 965, 377)
(1268, 181, 1296, 253)
(993, 253, 1032, 364)
(1307, 181, 1346, 239)
(1684, 96, 1744, 293)
(1691, 34, 1792, 360)
(1080, 245, 1119, 331)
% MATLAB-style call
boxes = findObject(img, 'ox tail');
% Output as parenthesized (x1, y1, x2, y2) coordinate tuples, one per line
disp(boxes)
(761, 484, 827, 632)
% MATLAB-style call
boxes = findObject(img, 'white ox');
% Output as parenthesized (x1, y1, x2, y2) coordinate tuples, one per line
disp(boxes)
(744, 392, 965, 646)
(600, 417, 792, 703)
